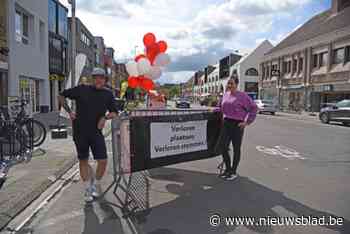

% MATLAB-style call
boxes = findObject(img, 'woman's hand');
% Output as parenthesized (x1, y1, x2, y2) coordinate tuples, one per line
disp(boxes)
(238, 122, 248, 129)
(98, 117, 106, 130)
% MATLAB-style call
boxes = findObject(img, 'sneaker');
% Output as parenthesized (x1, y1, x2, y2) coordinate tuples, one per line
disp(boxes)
(91, 184, 102, 198)
(84, 188, 94, 203)
(219, 170, 231, 178)
(224, 174, 238, 181)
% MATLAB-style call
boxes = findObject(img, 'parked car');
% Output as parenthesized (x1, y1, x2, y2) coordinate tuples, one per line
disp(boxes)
(255, 100, 277, 115)
(176, 98, 191, 108)
(319, 99, 350, 126)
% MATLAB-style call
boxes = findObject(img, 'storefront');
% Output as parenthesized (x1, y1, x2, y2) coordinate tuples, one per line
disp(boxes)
(19, 77, 40, 115)
(310, 83, 350, 111)
(281, 86, 305, 112)
(259, 87, 278, 102)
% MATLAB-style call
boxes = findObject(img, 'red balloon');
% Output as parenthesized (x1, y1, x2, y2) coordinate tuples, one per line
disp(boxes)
(141, 78, 154, 91)
(143, 33, 156, 48)
(158, 41, 168, 53)
(135, 54, 146, 62)
(128, 76, 139, 88)
(146, 43, 160, 64)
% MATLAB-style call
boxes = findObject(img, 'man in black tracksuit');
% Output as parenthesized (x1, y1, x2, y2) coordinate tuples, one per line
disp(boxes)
(59, 68, 118, 202)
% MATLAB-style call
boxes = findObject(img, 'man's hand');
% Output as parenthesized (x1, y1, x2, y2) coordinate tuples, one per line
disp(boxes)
(69, 112, 76, 121)
(238, 122, 248, 129)
(98, 117, 106, 130)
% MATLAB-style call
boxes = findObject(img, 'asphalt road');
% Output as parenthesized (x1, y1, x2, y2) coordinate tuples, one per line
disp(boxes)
(7, 112, 350, 234)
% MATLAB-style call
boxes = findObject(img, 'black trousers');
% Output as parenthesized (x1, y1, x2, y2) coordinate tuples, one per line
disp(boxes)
(221, 118, 244, 174)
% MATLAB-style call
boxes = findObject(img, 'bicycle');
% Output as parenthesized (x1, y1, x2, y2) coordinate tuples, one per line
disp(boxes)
(0, 120, 31, 190)
(4, 99, 47, 148)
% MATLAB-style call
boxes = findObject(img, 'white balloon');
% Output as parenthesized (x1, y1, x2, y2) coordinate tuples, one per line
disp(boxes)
(146, 66, 162, 80)
(126, 61, 139, 77)
(137, 58, 152, 75)
(154, 53, 171, 67)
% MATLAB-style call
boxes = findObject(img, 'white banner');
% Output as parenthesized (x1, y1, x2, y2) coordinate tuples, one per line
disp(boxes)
(150, 120, 208, 159)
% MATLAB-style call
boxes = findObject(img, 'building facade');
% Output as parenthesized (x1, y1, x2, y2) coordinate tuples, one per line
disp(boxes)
(6, 0, 50, 113)
(48, 0, 68, 111)
(260, 0, 350, 112)
(68, 17, 96, 80)
(0, 0, 8, 105)
(228, 40, 273, 100)
(94, 36, 105, 68)
(104, 47, 114, 87)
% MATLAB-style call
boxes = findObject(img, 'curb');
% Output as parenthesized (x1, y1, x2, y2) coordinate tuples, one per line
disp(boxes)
(0, 157, 78, 231)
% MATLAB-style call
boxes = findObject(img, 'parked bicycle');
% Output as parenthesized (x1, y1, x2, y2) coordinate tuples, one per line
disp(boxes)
(2, 99, 47, 148)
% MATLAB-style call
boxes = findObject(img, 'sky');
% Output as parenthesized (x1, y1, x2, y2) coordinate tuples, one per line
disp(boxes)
(60, 0, 331, 84)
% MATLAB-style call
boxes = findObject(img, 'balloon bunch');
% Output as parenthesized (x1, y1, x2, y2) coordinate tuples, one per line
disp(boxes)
(126, 33, 171, 91)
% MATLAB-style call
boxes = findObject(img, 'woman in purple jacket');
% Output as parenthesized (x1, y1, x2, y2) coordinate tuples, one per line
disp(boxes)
(217, 76, 258, 180)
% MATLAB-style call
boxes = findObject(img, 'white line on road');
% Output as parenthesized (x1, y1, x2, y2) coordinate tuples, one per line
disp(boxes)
(4, 164, 80, 233)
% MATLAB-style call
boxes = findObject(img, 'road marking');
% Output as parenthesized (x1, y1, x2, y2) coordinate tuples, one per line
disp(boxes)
(35, 210, 84, 229)
(256, 145, 306, 160)
(5, 164, 79, 233)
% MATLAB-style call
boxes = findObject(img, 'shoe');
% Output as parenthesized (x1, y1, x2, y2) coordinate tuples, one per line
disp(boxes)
(91, 184, 102, 198)
(219, 170, 231, 178)
(224, 174, 238, 181)
(84, 188, 94, 203)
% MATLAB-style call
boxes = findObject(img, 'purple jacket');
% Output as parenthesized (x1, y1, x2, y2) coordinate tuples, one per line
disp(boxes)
(217, 91, 258, 124)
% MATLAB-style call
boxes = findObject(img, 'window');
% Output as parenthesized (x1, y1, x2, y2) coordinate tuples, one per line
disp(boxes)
(336, 100, 350, 108)
(81, 32, 91, 47)
(49, 37, 62, 73)
(282, 61, 287, 74)
(48, 0, 57, 33)
(245, 68, 258, 76)
(292, 59, 297, 73)
(287, 61, 292, 73)
(313, 54, 318, 68)
(345, 46, 350, 63)
(299, 57, 303, 73)
(39, 21, 45, 52)
(15, 11, 29, 44)
(319, 52, 328, 67)
(58, 5, 68, 39)
(262, 66, 265, 80)
(333, 48, 345, 64)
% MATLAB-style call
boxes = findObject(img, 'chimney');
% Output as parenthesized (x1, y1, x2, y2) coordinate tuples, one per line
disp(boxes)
(332, 0, 350, 14)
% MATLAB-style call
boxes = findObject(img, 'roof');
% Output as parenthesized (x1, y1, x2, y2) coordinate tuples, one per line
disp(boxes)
(268, 6, 350, 54)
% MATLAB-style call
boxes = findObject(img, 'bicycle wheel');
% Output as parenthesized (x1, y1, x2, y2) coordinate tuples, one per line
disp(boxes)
(21, 119, 47, 148)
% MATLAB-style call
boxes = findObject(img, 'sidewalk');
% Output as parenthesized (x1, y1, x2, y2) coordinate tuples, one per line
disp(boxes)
(0, 134, 76, 230)
(275, 111, 319, 122)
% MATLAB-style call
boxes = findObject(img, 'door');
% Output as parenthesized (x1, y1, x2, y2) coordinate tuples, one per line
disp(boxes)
(19, 78, 39, 116)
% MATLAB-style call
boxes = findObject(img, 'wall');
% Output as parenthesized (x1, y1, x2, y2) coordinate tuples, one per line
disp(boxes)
(7, 0, 49, 107)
